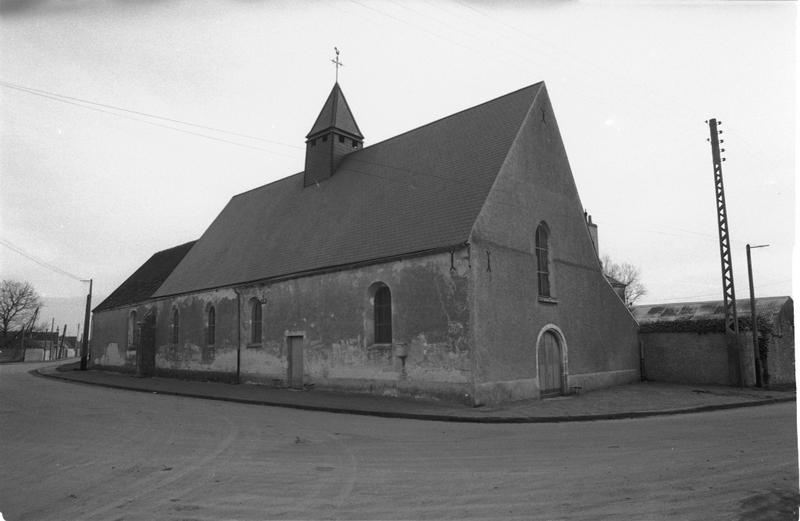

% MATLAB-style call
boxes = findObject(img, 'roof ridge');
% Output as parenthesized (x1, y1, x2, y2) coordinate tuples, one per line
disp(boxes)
(156, 239, 198, 254)
(357, 81, 544, 151)
(231, 172, 304, 200)
(150, 81, 552, 298)
(232, 82, 545, 200)
(335, 82, 363, 137)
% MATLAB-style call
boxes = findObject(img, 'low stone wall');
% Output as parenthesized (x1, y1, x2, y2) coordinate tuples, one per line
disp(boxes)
(640, 331, 757, 386)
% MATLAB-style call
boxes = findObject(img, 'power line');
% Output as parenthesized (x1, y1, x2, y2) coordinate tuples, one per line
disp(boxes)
(0, 80, 304, 150)
(0, 238, 86, 282)
(0, 81, 304, 158)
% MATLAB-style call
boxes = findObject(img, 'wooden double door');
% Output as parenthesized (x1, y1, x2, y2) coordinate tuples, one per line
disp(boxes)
(538, 330, 563, 397)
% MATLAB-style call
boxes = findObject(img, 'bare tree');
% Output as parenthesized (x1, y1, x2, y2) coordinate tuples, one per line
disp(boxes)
(0, 280, 42, 338)
(601, 255, 647, 306)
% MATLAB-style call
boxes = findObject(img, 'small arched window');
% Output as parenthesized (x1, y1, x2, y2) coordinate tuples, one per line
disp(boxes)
(374, 286, 392, 344)
(171, 308, 180, 344)
(250, 299, 262, 344)
(127, 310, 137, 347)
(535, 223, 551, 297)
(207, 306, 216, 345)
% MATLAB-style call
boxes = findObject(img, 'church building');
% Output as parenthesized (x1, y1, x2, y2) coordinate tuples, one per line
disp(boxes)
(91, 81, 640, 405)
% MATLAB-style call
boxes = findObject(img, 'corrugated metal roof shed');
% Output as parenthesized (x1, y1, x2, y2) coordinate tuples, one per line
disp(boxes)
(633, 296, 792, 325)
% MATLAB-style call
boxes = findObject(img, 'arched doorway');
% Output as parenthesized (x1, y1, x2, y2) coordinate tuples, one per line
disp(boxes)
(537, 329, 563, 397)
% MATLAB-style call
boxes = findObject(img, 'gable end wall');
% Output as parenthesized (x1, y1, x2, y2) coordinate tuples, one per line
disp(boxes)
(469, 85, 640, 405)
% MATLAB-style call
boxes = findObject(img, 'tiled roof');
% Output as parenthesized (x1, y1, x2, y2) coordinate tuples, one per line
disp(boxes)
(153, 82, 544, 298)
(306, 83, 363, 139)
(632, 296, 792, 324)
(94, 241, 196, 311)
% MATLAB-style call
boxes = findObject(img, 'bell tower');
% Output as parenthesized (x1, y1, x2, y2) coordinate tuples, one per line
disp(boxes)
(303, 83, 364, 187)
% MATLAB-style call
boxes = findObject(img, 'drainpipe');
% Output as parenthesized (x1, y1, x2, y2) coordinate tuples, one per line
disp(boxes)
(234, 288, 242, 384)
(639, 338, 646, 382)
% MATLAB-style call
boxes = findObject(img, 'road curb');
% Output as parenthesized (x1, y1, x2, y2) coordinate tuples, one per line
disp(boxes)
(32, 367, 796, 424)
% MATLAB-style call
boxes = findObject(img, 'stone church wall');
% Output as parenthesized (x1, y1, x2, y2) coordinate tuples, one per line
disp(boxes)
(468, 85, 640, 405)
(92, 251, 473, 402)
(151, 288, 240, 382)
(235, 251, 472, 402)
(91, 288, 240, 381)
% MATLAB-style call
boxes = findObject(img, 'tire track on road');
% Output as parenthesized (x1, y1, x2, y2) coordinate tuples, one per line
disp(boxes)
(74, 408, 239, 520)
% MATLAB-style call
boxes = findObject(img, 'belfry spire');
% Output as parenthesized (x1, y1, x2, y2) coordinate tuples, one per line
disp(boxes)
(303, 77, 364, 187)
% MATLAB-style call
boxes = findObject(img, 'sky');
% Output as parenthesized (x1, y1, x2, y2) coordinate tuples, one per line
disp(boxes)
(0, 0, 796, 334)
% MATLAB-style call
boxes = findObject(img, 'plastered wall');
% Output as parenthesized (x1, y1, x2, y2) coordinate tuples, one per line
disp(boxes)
(469, 85, 640, 405)
(92, 252, 473, 402)
(235, 251, 472, 402)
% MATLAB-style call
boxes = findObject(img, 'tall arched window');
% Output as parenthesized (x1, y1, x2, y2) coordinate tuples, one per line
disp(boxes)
(127, 310, 137, 347)
(207, 306, 216, 345)
(374, 285, 392, 344)
(250, 299, 262, 344)
(535, 223, 551, 297)
(171, 308, 180, 344)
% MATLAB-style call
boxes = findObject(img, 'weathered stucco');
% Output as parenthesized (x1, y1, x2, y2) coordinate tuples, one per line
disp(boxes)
(468, 85, 640, 405)
(91, 306, 136, 371)
(92, 252, 473, 402)
(236, 252, 472, 402)
(91, 289, 240, 381)
(152, 288, 238, 381)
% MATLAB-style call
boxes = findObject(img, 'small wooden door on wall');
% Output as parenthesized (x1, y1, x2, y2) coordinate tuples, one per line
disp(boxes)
(136, 312, 156, 377)
(287, 335, 304, 389)
(538, 330, 563, 397)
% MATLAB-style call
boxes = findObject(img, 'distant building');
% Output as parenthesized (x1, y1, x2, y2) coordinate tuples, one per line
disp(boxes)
(633, 296, 794, 387)
(91, 81, 639, 405)
(0, 330, 75, 362)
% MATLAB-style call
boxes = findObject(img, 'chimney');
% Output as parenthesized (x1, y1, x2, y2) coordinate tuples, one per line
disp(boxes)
(585, 211, 599, 257)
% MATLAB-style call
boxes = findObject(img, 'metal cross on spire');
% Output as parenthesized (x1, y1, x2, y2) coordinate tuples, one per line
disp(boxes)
(331, 47, 343, 83)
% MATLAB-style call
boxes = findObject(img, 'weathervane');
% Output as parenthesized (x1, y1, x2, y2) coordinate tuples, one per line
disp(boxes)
(331, 47, 343, 82)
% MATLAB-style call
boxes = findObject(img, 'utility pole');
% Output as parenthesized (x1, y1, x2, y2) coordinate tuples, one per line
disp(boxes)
(79, 279, 93, 370)
(59, 323, 67, 359)
(706, 118, 743, 386)
(746, 244, 769, 387)
(49, 318, 55, 361)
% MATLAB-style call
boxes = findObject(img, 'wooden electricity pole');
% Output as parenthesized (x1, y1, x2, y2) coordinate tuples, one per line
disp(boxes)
(79, 279, 93, 370)
(707, 118, 743, 386)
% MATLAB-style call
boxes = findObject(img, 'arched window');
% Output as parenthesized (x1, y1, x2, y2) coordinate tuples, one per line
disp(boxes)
(250, 299, 262, 344)
(535, 223, 551, 297)
(171, 308, 180, 344)
(207, 306, 216, 345)
(374, 285, 392, 344)
(127, 310, 137, 347)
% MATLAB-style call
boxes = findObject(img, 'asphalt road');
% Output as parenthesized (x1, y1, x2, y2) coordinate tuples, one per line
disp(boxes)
(1, 362, 797, 521)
